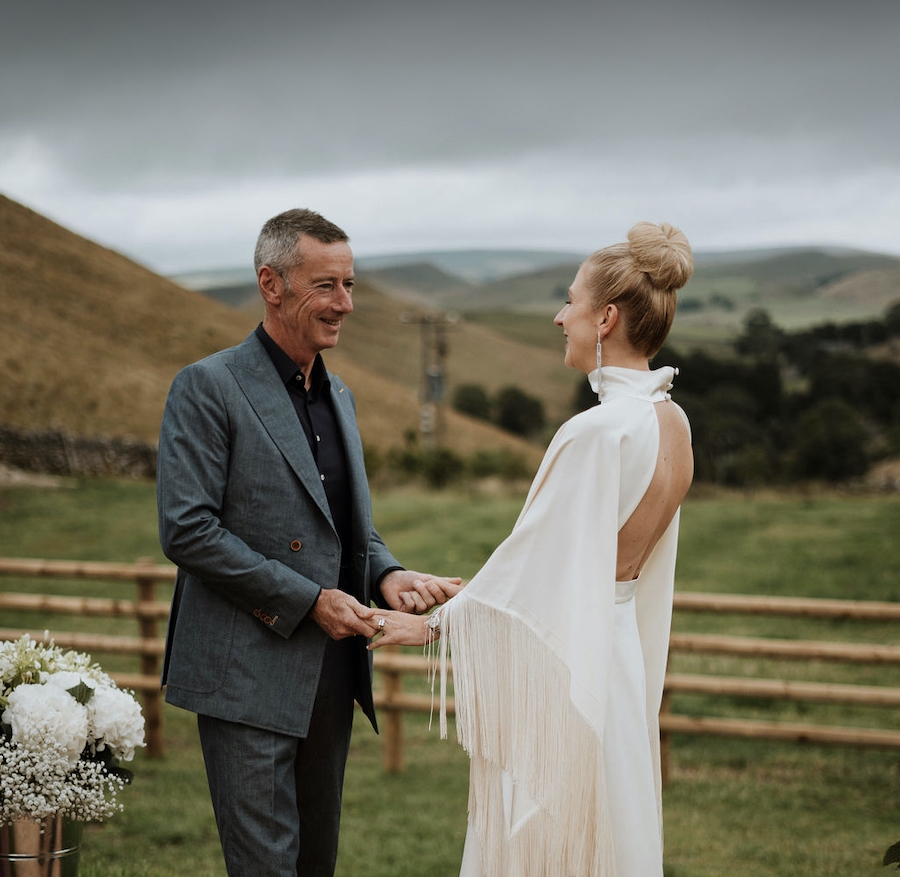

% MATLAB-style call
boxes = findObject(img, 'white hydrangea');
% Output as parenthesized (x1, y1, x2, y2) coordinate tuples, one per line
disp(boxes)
(2, 683, 89, 769)
(0, 635, 146, 823)
(39, 670, 145, 761)
(88, 685, 145, 761)
(43, 670, 96, 695)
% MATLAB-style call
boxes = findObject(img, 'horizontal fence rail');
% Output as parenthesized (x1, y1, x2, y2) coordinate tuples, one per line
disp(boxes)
(0, 557, 175, 757)
(1, 558, 898, 775)
(668, 632, 900, 664)
(671, 591, 900, 620)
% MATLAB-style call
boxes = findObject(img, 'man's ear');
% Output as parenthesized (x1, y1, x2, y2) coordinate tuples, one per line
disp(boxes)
(258, 266, 282, 305)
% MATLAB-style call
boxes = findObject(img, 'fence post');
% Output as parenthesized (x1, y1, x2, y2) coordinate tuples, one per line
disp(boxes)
(381, 646, 405, 773)
(135, 558, 164, 758)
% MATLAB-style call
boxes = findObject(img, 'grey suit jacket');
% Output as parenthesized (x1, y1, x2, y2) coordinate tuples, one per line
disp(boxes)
(157, 331, 400, 736)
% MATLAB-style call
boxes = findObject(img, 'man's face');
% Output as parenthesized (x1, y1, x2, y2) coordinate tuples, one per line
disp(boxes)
(277, 235, 354, 361)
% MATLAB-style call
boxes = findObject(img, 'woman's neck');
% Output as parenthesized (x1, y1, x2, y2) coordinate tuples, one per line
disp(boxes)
(597, 341, 649, 372)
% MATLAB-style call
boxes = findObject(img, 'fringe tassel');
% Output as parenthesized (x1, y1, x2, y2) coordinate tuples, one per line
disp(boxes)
(434, 595, 617, 876)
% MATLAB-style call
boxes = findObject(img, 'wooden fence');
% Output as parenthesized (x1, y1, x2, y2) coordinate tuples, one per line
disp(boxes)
(2, 559, 899, 776)
(0, 557, 173, 757)
(659, 591, 900, 783)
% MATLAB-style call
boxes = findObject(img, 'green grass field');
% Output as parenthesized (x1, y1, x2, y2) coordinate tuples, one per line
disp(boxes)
(1, 478, 898, 876)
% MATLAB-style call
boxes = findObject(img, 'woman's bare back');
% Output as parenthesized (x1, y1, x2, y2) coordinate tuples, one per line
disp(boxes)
(616, 400, 693, 582)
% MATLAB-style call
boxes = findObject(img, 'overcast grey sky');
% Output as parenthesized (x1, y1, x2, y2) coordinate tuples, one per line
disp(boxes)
(2, 0, 898, 274)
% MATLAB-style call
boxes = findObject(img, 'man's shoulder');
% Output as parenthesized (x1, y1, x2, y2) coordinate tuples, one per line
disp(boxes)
(178, 332, 260, 374)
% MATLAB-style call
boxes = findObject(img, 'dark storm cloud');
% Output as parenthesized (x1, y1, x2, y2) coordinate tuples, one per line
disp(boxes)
(1, 0, 898, 271)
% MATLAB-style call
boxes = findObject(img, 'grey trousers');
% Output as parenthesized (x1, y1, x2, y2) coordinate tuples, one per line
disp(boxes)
(198, 637, 357, 877)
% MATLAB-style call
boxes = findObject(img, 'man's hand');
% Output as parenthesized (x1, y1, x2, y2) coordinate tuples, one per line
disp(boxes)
(380, 570, 463, 614)
(309, 589, 379, 639)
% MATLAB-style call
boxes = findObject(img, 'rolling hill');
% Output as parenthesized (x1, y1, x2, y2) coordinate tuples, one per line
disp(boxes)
(361, 245, 900, 322)
(351, 246, 900, 364)
(7, 187, 897, 470)
(195, 243, 900, 355)
(0, 194, 548, 465)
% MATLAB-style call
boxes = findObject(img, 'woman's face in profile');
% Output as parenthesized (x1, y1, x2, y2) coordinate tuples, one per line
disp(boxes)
(553, 265, 598, 374)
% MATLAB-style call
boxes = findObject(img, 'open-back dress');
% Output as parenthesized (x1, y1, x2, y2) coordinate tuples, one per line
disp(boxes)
(433, 366, 688, 877)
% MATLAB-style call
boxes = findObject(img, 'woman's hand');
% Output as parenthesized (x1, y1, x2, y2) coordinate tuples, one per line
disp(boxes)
(367, 609, 437, 649)
(379, 569, 463, 613)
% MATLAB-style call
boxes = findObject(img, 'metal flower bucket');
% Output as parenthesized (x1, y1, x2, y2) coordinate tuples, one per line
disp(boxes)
(0, 816, 83, 877)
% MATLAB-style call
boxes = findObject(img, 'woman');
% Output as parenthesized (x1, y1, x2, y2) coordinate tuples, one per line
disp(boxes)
(371, 221, 694, 876)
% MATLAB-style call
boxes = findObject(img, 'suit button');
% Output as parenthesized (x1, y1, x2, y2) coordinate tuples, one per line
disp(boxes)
(290, 540, 302, 551)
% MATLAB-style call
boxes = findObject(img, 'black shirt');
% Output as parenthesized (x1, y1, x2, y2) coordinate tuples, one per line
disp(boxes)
(254, 325, 354, 589)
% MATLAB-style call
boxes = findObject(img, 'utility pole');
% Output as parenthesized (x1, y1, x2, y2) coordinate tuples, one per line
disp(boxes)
(400, 312, 457, 447)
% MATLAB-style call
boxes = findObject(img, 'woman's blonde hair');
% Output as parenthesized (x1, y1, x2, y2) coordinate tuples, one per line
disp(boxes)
(583, 221, 693, 357)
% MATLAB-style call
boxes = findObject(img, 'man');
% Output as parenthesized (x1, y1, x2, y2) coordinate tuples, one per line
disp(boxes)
(158, 208, 461, 877)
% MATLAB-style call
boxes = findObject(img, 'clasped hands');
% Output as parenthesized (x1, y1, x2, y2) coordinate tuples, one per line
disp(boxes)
(309, 569, 461, 642)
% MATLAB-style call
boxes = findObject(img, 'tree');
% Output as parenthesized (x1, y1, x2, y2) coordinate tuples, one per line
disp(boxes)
(494, 386, 546, 438)
(735, 308, 784, 361)
(787, 398, 870, 482)
(885, 300, 900, 336)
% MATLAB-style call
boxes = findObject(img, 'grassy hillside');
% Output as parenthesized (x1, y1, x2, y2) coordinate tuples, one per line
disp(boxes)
(0, 194, 543, 464)
(9, 188, 896, 462)
(0, 194, 250, 440)
(191, 243, 900, 419)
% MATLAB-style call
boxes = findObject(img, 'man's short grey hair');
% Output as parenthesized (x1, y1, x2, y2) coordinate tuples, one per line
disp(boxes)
(254, 209, 349, 276)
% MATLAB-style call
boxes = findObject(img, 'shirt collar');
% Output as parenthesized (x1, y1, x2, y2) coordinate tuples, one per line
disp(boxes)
(255, 324, 329, 396)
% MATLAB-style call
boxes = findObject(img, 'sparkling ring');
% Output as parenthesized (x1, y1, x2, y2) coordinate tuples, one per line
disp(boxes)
(377, 617, 386, 631)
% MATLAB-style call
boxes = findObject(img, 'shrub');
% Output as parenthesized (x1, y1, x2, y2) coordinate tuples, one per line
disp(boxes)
(419, 447, 465, 489)
(467, 448, 531, 482)
(452, 384, 492, 421)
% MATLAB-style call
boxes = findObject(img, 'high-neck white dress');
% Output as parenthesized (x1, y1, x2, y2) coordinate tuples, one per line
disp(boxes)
(434, 366, 688, 877)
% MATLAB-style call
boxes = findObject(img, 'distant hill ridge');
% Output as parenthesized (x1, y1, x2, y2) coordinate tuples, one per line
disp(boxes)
(177, 243, 900, 288)
(183, 243, 900, 328)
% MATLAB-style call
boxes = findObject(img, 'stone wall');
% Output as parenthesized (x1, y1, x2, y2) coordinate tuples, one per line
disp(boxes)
(0, 426, 157, 479)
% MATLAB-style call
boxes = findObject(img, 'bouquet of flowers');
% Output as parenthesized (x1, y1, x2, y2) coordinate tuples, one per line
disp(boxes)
(0, 634, 145, 824)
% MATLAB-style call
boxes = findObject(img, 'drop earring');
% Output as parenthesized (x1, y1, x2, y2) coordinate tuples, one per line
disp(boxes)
(596, 331, 603, 403)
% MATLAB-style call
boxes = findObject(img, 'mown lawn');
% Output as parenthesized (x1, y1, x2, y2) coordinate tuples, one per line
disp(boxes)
(1, 478, 898, 876)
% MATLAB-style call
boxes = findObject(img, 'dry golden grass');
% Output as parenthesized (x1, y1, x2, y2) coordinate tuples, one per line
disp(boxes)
(1, 194, 250, 440)
(0, 193, 544, 464)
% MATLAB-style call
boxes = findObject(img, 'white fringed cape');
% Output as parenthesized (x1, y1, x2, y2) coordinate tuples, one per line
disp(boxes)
(433, 366, 685, 877)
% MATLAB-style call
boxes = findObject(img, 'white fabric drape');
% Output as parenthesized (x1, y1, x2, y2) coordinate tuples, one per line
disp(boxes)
(434, 366, 685, 877)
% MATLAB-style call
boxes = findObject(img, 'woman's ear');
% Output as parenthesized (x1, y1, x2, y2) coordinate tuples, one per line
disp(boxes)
(597, 303, 619, 338)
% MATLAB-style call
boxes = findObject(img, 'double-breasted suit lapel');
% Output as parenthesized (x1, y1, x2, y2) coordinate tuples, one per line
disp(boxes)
(227, 337, 334, 528)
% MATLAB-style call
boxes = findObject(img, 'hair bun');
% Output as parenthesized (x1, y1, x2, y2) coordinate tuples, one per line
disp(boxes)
(627, 221, 694, 291)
